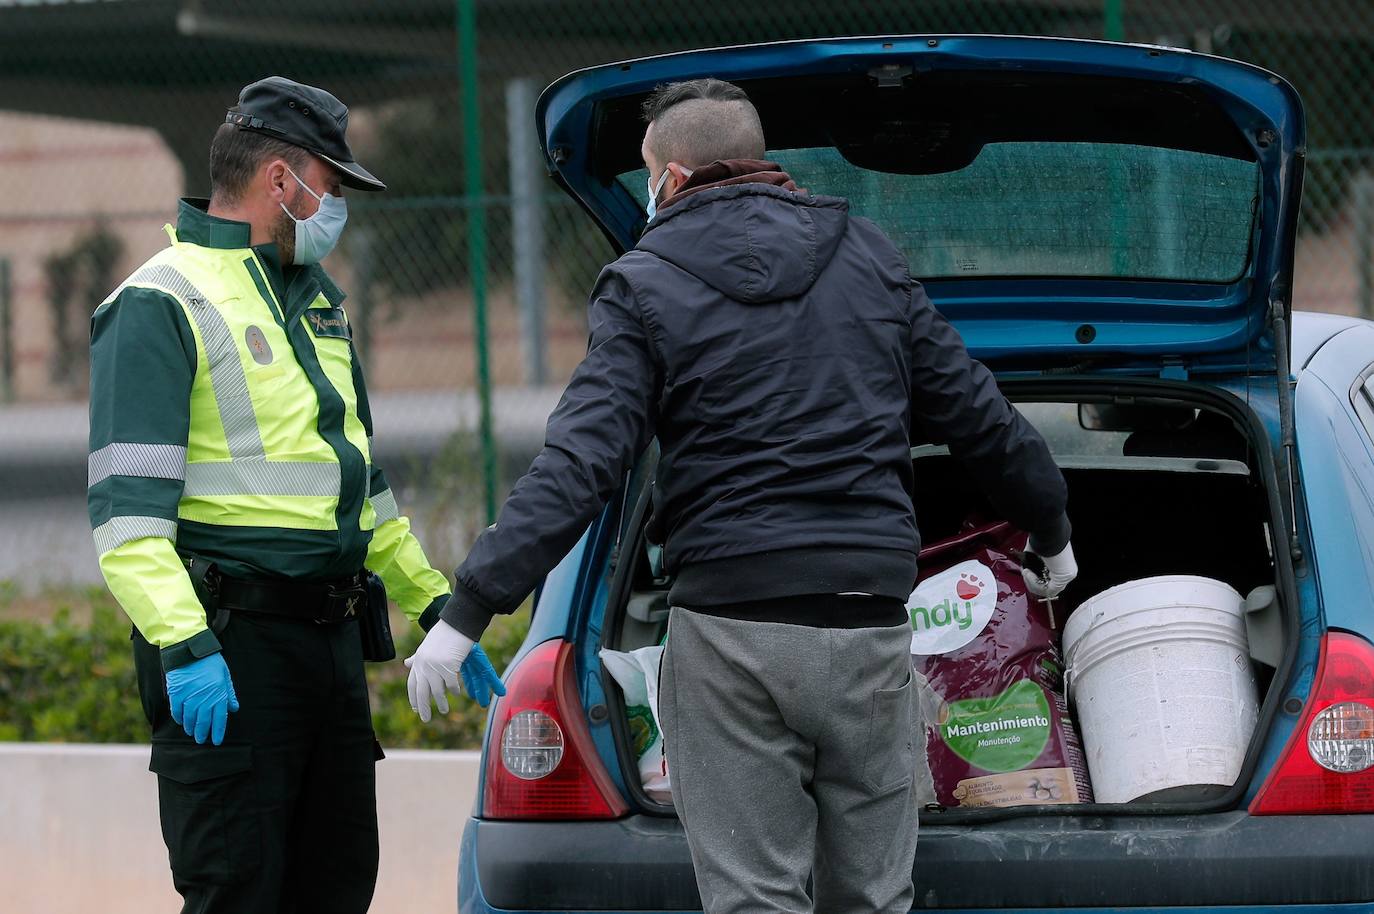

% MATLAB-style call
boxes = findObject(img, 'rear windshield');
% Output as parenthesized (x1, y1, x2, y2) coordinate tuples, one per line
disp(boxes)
(620, 142, 1259, 283)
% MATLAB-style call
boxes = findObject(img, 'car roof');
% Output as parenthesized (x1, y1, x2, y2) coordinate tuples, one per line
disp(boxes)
(1291, 310, 1373, 373)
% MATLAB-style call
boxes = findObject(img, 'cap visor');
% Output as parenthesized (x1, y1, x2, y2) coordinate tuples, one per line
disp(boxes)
(320, 152, 386, 192)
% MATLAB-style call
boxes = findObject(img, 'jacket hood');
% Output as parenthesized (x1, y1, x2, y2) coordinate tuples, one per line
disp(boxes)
(638, 162, 849, 304)
(661, 158, 799, 205)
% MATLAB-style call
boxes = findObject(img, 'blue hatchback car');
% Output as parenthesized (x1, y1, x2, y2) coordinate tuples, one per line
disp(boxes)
(456, 35, 1374, 913)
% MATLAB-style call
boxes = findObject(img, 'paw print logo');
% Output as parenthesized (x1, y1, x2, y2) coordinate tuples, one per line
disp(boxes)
(956, 572, 984, 601)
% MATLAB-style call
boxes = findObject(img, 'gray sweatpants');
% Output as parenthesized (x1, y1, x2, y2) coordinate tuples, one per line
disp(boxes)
(659, 607, 919, 914)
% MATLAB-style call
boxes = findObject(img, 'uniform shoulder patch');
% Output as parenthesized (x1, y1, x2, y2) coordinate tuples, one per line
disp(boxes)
(305, 308, 351, 340)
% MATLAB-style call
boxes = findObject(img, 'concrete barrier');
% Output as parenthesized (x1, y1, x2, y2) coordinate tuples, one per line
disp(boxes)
(0, 743, 480, 913)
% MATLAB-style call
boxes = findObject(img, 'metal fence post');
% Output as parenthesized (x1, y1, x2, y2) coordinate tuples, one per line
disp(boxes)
(458, 0, 498, 524)
(350, 226, 375, 358)
(1104, 0, 1124, 41)
(1357, 173, 1374, 320)
(507, 76, 548, 387)
(0, 258, 11, 403)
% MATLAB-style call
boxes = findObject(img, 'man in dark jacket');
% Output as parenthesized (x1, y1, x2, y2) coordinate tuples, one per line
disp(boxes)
(407, 78, 1077, 913)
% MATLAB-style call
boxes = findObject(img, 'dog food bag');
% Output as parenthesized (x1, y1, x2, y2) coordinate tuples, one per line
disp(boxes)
(599, 646, 672, 804)
(908, 520, 1094, 809)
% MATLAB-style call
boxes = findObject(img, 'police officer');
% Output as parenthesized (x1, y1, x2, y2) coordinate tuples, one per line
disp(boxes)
(88, 77, 503, 914)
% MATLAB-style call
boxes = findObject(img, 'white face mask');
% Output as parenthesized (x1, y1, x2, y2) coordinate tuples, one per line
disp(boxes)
(280, 165, 347, 265)
(646, 164, 692, 222)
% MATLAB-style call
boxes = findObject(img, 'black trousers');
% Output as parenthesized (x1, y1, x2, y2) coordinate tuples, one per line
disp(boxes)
(134, 610, 382, 914)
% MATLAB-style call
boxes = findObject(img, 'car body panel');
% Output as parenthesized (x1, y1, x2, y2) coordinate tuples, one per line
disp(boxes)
(1295, 323, 1374, 638)
(1291, 312, 1366, 373)
(463, 812, 1374, 911)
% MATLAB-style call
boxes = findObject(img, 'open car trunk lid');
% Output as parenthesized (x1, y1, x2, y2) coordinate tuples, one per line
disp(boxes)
(537, 35, 1306, 377)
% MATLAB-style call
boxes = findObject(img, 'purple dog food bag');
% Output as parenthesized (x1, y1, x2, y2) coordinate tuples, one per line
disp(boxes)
(908, 520, 1093, 809)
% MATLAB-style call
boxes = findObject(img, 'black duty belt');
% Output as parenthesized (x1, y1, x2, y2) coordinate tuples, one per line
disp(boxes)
(215, 570, 368, 625)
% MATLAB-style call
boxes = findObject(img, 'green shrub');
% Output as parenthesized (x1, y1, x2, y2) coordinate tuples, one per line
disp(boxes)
(0, 586, 530, 749)
(0, 592, 146, 743)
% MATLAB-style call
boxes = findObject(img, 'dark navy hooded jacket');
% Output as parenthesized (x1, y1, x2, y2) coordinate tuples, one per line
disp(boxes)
(441, 163, 1069, 640)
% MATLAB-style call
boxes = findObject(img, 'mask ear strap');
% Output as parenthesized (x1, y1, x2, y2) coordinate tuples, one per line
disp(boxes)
(664, 164, 694, 199)
(284, 164, 323, 203)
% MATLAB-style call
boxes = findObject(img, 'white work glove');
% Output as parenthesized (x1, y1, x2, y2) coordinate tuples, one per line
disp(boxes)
(1021, 542, 1078, 599)
(405, 619, 474, 723)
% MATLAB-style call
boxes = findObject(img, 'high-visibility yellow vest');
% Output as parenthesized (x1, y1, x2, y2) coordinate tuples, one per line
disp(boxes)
(113, 226, 379, 537)
(89, 200, 448, 662)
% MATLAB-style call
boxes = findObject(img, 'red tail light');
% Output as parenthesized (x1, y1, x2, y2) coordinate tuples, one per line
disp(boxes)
(1250, 631, 1374, 814)
(482, 639, 629, 820)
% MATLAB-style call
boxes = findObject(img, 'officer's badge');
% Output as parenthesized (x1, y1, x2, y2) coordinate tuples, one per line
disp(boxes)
(244, 325, 273, 364)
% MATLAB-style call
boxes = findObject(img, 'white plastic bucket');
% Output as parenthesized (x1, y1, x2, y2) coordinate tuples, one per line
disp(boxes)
(1062, 575, 1259, 803)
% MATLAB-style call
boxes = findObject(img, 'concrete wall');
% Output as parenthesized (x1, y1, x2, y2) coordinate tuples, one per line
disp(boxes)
(0, 743, 479, 913)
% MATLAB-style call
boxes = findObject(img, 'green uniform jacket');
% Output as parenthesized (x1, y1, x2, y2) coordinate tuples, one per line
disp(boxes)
(89, 199, 450, 670)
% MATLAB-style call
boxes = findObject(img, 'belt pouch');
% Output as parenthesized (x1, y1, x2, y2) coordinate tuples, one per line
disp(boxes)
(358, 572, 396, 662)
(181, 552, 229, 634)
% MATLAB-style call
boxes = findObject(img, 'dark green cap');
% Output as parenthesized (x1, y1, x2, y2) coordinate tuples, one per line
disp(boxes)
(227, 76, 385, 191)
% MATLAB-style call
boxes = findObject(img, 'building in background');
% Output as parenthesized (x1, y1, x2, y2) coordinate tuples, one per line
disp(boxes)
(0, 113, 176, 403)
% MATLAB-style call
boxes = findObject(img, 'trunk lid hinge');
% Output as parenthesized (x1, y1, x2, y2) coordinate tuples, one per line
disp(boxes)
(1269, 297, 1303, 565)
(1159, 357, 1188, 381)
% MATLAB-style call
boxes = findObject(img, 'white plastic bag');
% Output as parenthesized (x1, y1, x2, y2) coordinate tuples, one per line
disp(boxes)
(911, 667, 942, 808)
(599, 645, 672, 804)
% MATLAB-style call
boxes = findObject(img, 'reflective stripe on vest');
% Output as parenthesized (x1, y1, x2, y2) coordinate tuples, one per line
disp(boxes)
(89, 443, 187, 487)
(370, 488, 400, 523)
(128, 264, 266, 460)
(92, 516, 179, 554)
(182, 461, 342, 497)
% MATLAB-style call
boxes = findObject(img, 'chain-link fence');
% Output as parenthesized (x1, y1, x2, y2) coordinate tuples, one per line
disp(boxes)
(2, 0, 1373, 593)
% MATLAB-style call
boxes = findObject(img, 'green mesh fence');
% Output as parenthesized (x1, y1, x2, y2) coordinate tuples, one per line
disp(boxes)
(2, 0, 1372, 589)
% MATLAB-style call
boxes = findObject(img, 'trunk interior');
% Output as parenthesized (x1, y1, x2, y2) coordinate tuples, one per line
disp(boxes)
(600, 385, 1291, 821)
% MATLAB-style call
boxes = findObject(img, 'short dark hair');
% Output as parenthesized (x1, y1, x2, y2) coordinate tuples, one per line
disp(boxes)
(208, 123, 310, 205)
(641, 78, 765, 168)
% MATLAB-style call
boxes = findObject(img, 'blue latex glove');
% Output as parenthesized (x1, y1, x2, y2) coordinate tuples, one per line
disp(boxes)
(166, 652, 240, 746)
(460, 645, 507, 709)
